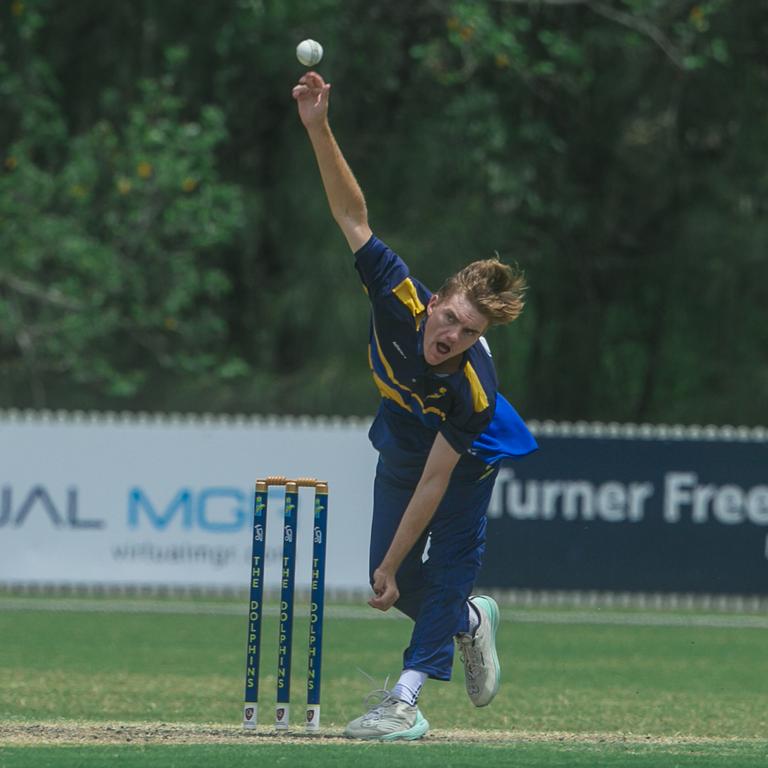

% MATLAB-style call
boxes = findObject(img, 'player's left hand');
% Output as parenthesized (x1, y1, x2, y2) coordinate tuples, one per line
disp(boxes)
(368, 566, 399, 612)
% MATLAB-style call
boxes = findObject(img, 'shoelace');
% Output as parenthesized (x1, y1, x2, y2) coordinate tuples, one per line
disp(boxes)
(457, 636, 484, 680)
(360, 688, 401, 721)
(354, 669, 397, 721)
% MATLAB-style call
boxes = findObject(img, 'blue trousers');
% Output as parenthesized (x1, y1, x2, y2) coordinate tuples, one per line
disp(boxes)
(369, 455, 500, 681)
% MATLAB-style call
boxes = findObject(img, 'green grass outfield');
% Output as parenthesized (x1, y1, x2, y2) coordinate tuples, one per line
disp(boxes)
(1, 594, 767, 767)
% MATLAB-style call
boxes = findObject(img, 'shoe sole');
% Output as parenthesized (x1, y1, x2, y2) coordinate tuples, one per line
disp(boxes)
(470, 595, 501, 707)
(344, 712, 430, 742)
(379, 713, 429, 741)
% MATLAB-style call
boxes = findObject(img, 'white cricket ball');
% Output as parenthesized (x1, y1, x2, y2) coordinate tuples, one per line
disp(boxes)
(296, 39, 323, 67)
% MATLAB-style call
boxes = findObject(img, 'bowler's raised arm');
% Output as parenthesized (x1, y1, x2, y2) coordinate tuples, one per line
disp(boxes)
(292, 72, 372, 252)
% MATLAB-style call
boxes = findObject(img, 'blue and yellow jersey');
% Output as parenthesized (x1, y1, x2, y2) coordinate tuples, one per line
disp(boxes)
(355, 235, 537, 465)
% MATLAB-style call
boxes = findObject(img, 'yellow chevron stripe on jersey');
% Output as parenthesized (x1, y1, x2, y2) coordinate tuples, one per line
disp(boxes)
(372, 371, 412, 411)
(464, 361, 490, 413)
(372, 326, 407, 393)
(423, 406, 447, 420)
(392, 277, 426, 323)
(371, 326, 446, 420)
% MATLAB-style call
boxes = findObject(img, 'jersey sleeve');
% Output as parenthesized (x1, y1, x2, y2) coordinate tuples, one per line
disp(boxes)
(439, 347, 498, 455)
(440, 404, 493, 455)
(354, 235, 409, 299)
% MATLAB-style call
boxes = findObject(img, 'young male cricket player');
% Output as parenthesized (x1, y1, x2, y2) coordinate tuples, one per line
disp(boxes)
(293, 71, 537, 740)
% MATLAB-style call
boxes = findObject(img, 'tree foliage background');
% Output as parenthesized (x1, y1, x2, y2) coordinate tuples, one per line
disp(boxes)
(1, 0, 766, 424)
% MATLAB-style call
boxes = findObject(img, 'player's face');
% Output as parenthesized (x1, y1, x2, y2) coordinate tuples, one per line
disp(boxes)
(423, 292, 488, 367)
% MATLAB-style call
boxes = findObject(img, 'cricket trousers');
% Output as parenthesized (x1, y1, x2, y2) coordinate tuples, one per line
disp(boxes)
(369, 454, 500, 681)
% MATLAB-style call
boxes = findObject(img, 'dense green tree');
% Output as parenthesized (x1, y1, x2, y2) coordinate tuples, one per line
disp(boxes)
(0, 0, 766, 424)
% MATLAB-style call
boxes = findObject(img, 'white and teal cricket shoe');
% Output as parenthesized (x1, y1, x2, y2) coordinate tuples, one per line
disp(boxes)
(456, 595, 501, 707)
(344, 689, 429, 741)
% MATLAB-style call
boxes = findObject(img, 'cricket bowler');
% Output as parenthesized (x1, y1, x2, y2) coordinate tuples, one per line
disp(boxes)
(293, 71, 538, 740)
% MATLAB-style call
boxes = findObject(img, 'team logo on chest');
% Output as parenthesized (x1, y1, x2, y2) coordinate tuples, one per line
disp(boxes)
(426, 386, 448, 401)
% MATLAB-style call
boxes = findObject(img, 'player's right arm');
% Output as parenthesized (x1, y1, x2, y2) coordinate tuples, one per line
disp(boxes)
(293, 71, 373, 253)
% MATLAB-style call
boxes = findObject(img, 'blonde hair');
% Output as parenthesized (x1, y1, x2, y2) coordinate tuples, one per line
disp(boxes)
(437, 257, 527, 326)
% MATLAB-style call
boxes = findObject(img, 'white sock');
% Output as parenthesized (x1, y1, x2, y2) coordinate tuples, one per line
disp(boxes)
(391, 669, 427, 706)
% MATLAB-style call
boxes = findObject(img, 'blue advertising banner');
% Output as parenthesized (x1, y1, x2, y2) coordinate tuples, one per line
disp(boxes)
(479, 429, 768, 594)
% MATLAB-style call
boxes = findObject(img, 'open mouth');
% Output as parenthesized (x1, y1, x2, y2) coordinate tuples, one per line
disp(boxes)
(436, 342, 451, 355)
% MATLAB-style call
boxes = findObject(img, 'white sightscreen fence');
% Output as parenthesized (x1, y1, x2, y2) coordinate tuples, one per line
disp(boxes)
(0, 412, 378, 591)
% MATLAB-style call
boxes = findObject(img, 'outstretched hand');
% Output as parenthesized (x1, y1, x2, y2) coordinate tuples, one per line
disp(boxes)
(368, 566, 400, 612)
(292, 71, 330, 130)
